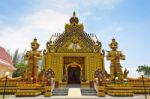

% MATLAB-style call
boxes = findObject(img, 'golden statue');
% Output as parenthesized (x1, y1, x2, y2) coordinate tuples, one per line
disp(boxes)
(106, 38, 125, 81)
(24, 38, 42, 83)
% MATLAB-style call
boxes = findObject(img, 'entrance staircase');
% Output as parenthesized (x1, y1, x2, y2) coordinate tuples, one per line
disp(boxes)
(52, 84, 96, 96)
(52, 88, 68, 96)
(80, 88, 97, 96)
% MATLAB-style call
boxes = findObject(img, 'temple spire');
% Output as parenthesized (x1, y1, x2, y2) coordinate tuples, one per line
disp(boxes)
(73, 11, 76, 17)
(69, 11, 79, 24)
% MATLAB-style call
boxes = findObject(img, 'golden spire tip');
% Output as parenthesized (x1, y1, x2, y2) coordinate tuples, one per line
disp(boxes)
(73, 11, 76, 17)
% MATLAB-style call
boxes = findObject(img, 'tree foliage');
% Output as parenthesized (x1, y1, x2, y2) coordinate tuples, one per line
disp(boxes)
(136, 65, 150, 77)
(12, 49, 19, 66)
(12, 49, 26, 77)
(12, 62, 26, 77)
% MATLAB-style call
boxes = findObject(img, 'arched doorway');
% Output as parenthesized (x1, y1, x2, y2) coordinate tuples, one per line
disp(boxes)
(67, 63, 81, 84)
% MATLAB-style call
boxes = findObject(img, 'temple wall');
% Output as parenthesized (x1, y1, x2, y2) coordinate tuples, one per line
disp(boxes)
(0, 65, 13, 77)
(44, 53, 104, 84)
(86, 54, 104, 81)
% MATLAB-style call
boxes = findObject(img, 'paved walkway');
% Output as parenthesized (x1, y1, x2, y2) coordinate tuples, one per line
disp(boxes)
(68, 88, 81, 97)
(1, 94, 147, 99)
(0, 88, 150, 99)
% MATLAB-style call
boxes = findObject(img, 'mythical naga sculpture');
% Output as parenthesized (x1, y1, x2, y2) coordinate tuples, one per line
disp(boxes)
(94, 68, 105, 86)
(123, 68, 129, 79)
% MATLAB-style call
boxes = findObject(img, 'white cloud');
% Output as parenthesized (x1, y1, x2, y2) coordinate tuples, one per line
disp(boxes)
(126, 66, 140, 77)
(0, 9, 69, 53)
(74, 0, 122, 8)
(104, 22, 123, 34)
(24, 9, 69, 32)
(97, 22, 124, 45)
(105, 60, 140, 78)
(29, 0, 122, 13)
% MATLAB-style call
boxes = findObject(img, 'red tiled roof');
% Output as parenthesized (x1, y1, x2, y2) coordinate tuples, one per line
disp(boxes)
(0, 46, 16, 71)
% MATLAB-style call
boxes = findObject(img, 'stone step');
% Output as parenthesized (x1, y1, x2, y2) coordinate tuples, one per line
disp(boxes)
(81, 88, 96, 90)
(52, 91, 68, 93)
(52, 88, 68, 96)
(81, 90, 96, 92)
(81, 91, 96, 92)
(53, 90, 68, 92)
(53, 88, 68, 90)
(81, 91, 96, 93)
(53, 90, 68, 91)
(52, 93, 68, 96)
(81, 93, 97, 96)
(52, 93, 68, 95)
(80, 88, 96, 96)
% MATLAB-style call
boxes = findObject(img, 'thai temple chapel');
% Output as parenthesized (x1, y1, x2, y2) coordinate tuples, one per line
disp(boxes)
(43, 12, 105, 86)
(0, 12, 150, 97)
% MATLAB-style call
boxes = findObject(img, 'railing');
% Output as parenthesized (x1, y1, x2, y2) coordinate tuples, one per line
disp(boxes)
(94, 78, 105, 97)
(44, 77, 55, 97)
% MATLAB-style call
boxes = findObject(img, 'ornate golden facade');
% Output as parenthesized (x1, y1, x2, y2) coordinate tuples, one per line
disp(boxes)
(43, 12, 105, 86)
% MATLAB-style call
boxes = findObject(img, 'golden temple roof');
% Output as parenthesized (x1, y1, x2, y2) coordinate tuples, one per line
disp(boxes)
(48, 12, 102, 52)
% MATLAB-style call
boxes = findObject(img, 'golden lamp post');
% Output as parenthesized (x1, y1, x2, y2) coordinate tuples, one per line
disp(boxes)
(3, 72, 9, 99)
(141, 72, 147, 99)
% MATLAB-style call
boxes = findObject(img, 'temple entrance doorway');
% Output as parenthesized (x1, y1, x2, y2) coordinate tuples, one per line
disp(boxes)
(63, 57, 85, 84)
(68, 66, 80, 84)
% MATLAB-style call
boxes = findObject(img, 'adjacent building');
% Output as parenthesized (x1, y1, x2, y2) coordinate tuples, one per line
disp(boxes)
(0, 46, 16, 77)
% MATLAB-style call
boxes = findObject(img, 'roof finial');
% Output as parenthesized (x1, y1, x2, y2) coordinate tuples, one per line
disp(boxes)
(34, 37, 37, 41)
(69, 11, 79, 24)
(73, 11, 76, 17)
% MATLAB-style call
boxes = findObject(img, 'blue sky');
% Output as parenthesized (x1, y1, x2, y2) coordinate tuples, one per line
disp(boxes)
(0, 0, 150, 77)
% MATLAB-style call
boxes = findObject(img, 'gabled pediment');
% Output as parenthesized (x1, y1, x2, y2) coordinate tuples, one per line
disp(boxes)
(56, 35, 93, 53)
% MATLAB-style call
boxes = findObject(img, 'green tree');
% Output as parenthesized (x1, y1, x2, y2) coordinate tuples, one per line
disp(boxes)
(136, 65, 150, 77)
(12, 62, 26, 77)
(12, 49, 19, 66)
(12, 49, 26, 77)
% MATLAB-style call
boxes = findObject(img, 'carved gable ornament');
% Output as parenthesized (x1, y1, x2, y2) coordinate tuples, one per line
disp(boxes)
(57, 35, 92, 52)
